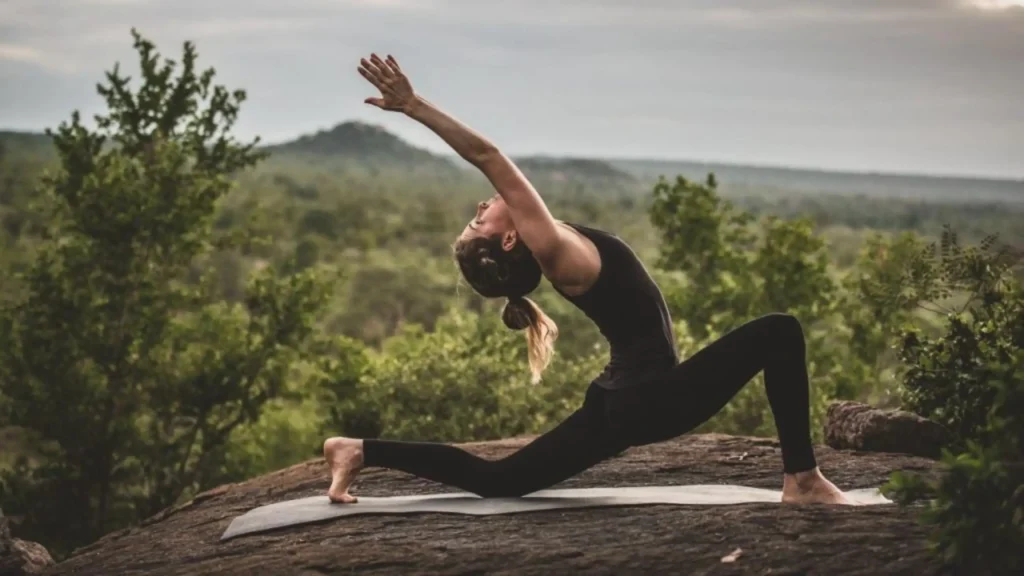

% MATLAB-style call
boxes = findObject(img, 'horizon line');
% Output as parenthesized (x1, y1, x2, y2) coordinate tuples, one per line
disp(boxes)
(3, 124, 1022, 185)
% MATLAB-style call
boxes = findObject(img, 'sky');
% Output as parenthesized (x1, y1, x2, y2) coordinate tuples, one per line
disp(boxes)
(1, 0, 1022, 179)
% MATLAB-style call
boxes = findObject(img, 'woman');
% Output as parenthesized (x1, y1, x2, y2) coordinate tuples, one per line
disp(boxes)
(323, 53, 855, 506)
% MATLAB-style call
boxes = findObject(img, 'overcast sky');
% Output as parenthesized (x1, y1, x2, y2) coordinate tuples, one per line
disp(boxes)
(1, 0, 1022, 178)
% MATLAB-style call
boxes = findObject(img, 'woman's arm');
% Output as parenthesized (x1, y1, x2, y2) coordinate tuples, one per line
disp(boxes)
(357, 54, 566, 267)
(404, 95, 563, 258)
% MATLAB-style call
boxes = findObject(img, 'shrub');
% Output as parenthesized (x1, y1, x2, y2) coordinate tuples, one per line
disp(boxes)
(884, 229, 1024, 575)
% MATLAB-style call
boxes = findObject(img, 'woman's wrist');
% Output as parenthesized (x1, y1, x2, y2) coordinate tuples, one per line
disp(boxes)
(402, 94, 427, 117)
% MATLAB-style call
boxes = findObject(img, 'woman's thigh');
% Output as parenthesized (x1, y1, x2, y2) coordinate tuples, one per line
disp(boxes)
(603, 318, 778, 447)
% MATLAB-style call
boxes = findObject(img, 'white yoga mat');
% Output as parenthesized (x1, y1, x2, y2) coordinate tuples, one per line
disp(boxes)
(220, 484, 892, 541)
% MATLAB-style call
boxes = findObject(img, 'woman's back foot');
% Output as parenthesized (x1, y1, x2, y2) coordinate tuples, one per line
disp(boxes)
(323, 437, 365, 503)
(781, 467, 860, 505)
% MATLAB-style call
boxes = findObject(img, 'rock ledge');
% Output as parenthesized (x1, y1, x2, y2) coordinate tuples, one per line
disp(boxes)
(52, 433, 940, 576)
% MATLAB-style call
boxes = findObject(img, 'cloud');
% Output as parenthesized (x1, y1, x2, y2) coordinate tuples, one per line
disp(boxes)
(1, 0, 1021, 177)
(179, 17, 328, 39)
(0, 44, 44, 64)
(0, 43, 77, 74)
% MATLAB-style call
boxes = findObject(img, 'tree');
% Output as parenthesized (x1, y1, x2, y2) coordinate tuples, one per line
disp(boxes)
(0, 30, 334, 556)
(338, 306, 607, 443)
(883, 230, 1024, 575)
(647, 174, 842, 438)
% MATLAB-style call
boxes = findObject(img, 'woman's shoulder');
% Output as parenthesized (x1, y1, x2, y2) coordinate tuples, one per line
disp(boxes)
(561, 221, 620, 241)
(562, 222, 637, 253)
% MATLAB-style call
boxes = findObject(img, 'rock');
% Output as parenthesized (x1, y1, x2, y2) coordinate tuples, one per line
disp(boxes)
(1, 508, 56, 576)
(48, 433, 942, 576)
(825, 400, 951, 459)
(0, 540, 54, 576)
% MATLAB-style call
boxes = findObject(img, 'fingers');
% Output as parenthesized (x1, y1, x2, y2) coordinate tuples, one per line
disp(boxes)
(358, 52, 405, 103)
(385, 54, 402, 75)
(358, 61, 385, 91)
(370, 53, 393, 78)
(359, 53, 403, 78)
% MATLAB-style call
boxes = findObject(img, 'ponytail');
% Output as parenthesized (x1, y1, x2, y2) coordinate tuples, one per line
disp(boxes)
(502, 296, 559, 384)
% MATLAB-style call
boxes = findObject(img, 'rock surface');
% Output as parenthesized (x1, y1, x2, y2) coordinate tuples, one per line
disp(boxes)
(51, 434, 941, 576)
(825, 401, 951, 458)
(0, 508, 55, 576)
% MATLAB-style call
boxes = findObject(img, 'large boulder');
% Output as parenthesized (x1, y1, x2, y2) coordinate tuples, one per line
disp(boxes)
(49, 434, 942, 576)
(0, 508, 56, 576)
(825, 401, 951, 459)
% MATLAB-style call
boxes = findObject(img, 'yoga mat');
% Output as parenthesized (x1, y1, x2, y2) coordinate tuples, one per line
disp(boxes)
(220, 484, 892, 541)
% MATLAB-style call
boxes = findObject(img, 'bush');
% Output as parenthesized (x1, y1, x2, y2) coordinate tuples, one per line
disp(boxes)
(895, 230, 1024, 447)
(883, 230, 1024, 575)
(887, 351, 1023, 576)
(0, 30, 334, 557)
(648, 174, 870, 439)
(344, 306, 606, 443)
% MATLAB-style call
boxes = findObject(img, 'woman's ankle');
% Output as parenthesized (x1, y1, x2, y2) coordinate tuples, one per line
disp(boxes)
(784, 467, 826, 491)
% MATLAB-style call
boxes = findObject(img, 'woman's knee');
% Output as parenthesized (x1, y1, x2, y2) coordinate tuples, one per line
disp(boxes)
(474, 473, 531, 498)
(767, 312, 802, 332)
(761, 313, 805, 347)
(466, 461, 532, 498)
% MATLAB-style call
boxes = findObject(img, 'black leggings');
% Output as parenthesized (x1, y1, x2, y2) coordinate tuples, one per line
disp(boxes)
(362, 313, 818, 497)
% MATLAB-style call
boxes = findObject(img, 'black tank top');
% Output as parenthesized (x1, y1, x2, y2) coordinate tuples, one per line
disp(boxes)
(553, 223, 680, 389)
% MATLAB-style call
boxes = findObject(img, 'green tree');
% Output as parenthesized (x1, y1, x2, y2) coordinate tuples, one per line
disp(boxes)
(883, 230, 1024, 575)
(344, 307, 606, 443)
(891, 230, 1024, 445)
(829, 231, 936, 405)
(0, 30, 333, 556)
(648, 174, 841, 438)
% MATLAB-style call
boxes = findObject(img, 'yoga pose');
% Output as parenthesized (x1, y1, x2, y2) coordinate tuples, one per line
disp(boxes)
(323, 53, 855, 506)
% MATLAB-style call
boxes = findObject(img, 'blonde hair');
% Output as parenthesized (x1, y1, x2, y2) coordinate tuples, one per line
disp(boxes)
(453, 235, 559, 383)
(502, 296, 559, 383)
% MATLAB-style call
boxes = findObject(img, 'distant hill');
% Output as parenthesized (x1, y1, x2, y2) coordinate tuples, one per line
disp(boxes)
(608, 158, 1024, 205)
(0, 130, 55, 161)
(2, 125, 1021, 204)
(262, 121, 460, 177)
(511, 156, 641, 195)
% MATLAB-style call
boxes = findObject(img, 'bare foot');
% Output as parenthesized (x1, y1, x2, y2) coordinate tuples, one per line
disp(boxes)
(781, 468, 859, 505)
(323, 437, 365, 503)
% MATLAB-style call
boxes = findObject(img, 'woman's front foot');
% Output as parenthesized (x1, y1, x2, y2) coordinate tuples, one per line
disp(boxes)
(781, 467, 859, 505)
(323, 437, 365, 503)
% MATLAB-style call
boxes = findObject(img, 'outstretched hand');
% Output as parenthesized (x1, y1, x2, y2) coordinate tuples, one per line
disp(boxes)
(358, 53, 416, 113)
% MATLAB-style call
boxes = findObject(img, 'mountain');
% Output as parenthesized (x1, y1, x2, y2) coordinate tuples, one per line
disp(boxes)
(262, 121, 460, 176)
(0, 131, 55, 162)
(511, 156, 641, 195)
(3, 125, 1020, 203)
(608, 158, 1024, 205)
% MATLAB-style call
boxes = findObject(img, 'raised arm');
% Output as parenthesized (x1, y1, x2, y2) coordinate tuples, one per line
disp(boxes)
(357, 54, 568, 269)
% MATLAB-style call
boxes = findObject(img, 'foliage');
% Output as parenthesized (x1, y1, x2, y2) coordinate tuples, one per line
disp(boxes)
(890, 229, 1023, 445)
(886, 351, 1023, 575)
(649, 174, 864, 439)
(0, 26, 1021, 564)
(342, 307, 605, 443)
(881, 230, 1024, 575)
(649, 174, 837, 331)
(0, 30, 336, 556)
(830, 232, 939, 404)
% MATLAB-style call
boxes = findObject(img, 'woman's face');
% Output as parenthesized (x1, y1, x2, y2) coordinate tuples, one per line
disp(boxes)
(459, 194, 515, 244)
